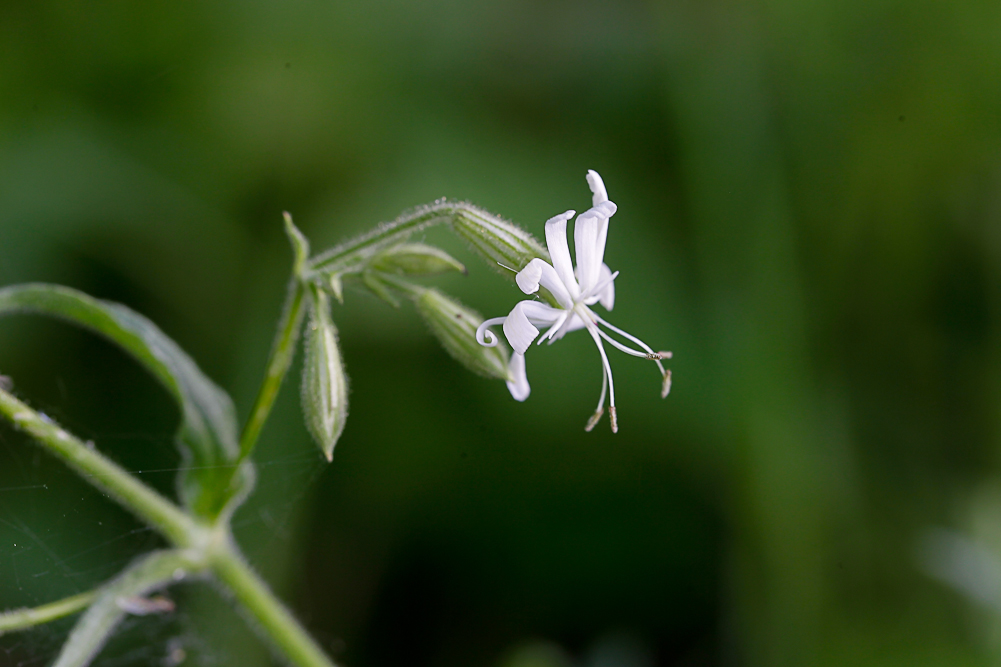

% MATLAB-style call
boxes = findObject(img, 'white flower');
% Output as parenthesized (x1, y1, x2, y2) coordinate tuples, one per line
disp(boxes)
(475, 170, 671, 433)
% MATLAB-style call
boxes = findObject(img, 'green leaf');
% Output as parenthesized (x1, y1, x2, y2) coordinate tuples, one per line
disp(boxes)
(301, 286, 349, 461)
(0, 283, 249, 518)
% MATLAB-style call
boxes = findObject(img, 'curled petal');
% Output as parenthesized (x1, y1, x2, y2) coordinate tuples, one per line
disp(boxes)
(475, 316, 508, 347)
(502, 301, 562, 354)
(587, 170, 608, 206)
(516, 258, 574, 308)
(544, 210, 580, 301)
(506, 352, 530, 401)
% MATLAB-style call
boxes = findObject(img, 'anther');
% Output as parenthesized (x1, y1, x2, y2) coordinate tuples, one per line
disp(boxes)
(609, 406, 618, 433)
(585, 408, 604, 432)
(661, 369, 672, 399)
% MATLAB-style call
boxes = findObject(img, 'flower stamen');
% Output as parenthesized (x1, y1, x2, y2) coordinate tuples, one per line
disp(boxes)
(587, 326, 617, 433)
(593, 313, 669, 375)
(585, 371, 609, 431)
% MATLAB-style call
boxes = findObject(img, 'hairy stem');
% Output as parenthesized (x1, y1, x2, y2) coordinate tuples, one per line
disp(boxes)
(212, 543, 336, 667)
(308, 201, 548, 275)
(237, 278, 307, 463)
(0, 387, 198, 547)
(53, 550, 200, 667)
(308, 205, 457, 272)
(0, 591, 96, 636)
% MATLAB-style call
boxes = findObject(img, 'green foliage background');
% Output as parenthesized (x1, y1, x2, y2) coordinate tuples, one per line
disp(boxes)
(2, 1, 1000, 665)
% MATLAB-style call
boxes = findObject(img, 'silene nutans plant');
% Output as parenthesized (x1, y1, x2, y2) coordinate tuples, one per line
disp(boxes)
(0, 171, 672, 667)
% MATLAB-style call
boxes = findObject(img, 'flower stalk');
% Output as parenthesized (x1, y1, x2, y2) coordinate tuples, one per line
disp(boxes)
(0, 591, 97, 636)
(0, 386, 198, 547)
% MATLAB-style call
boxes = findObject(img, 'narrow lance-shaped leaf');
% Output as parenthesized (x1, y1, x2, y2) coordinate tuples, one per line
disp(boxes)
(302, 286, 349, 461)
(0, 283, 248, 518)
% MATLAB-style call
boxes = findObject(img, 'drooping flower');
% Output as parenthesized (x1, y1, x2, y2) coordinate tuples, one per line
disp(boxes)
(475, 170, 671, 432)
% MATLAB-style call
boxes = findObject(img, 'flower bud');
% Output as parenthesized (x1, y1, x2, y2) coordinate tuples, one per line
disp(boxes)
(302, 287, 349, 461)
(371, 243, 466, 276)
(415, 288, 511, 381)
(450, 207, 549, 274)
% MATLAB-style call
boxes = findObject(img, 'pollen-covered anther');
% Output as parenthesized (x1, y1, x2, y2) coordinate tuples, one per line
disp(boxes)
(661, 369, 672, 399)
(609, 406, 618, 433)
(585, 408, 604, 432)
(645, 351, 673, 360)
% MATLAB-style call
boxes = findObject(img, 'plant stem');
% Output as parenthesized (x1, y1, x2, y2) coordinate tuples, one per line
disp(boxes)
(308, 204, 458, 272)
(308, 201, 546, 272)
(0, 387, 198, 547)
(212, 543, 336, 667)
(0, 591, 96, 636)
(53, 550, 200, 667)
(237, 278, 307, 463)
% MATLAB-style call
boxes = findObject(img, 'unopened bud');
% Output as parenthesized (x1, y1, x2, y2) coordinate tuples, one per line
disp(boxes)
(415, 288, 510, 381)
(371, 243, 466, 276)
(451, 207, 549, 276)
(302, 287, 349, 461)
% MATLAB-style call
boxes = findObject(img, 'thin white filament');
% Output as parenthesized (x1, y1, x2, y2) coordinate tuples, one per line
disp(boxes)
(595, 327, 649, 358)
(593, 313, 667, 376)
(587, 326, 616, 410)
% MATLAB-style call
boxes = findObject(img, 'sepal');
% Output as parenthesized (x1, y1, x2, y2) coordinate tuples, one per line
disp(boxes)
(451, 208, 549, 276)
(371, 243, 466, 276)
(414, 288, 511, 381)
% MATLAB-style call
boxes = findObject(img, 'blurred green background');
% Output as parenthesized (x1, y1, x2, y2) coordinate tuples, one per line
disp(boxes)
(2, 1, 1001, 665)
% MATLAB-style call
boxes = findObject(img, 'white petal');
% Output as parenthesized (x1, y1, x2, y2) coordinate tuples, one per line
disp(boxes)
(574, 201, 617, 296)
(597, 262, 615, 310)
(515, 258, 573, 308)
(548, 312, 589, 343)
(587, 170, 608, 206)
(544, 210, 581, 301)
(539, 311, 569, 343)
(502, 300, 562, 354)
(506, 352, 530, 401)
